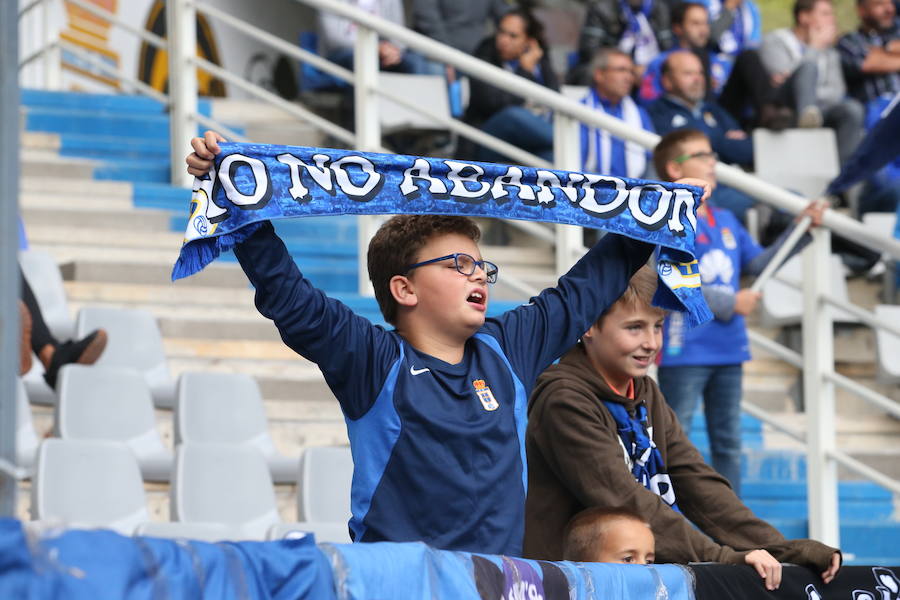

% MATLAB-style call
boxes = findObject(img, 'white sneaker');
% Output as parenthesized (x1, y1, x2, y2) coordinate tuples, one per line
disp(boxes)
(798, 105, 824, 128)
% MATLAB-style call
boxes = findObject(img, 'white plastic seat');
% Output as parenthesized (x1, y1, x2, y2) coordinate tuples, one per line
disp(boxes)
(377, 74, 449, 132)
(175, 372, 298, 482)
(13, 378, 39, 480)
(298, 446, 353, 523)
(753, 129, 840, 199)
(172, 442, 281, 541)
(760, 253, 860, 327)
(75, 306, 175, 408)
(874, 305, 900, 384)
(32, 438, 149, 535)
(861, 212, 898, 239)
(135, 521, 244, 542)
(56, 364, 172, 481)
(19, 249, 76, 341)
(267, 521, 351, 544)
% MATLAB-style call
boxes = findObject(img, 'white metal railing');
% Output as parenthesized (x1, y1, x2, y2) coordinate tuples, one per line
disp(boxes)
(17, 0, 900, 549)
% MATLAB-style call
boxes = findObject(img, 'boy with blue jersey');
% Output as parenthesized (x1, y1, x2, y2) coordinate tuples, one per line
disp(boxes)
(652, 129, 823, 495)
(185, 131, 685, 556)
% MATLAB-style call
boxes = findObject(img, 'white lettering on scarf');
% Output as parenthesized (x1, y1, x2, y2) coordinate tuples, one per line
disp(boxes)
(276, 153, 334, 201)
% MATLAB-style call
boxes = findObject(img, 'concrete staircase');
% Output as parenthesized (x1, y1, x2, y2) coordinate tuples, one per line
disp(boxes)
(15, 89, 900, 563)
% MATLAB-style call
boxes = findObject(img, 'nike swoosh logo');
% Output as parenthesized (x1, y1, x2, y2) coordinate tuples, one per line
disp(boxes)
(410, 366, 431, 376)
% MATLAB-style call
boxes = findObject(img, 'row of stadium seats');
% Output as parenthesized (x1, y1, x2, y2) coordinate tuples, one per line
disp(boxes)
(31, 437, 352, 544)
(14, 368, 300, 483)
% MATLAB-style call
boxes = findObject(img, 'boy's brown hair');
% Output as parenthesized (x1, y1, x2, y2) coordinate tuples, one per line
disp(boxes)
(652, 128, 709, 182)
(367, 215, 482, 325)
(563, 507, 651, 562)
(593, 264, 664, 330)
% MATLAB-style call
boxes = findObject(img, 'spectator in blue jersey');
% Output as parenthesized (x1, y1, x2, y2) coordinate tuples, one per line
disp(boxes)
(701, 0, 762, 59)
(640, 2, 733, 104)
(581, 48, 655, 179)
(653, 129, 824, 495)
(465, 9, 558, 163)
(648, 50, 756, 220)
(567, 0, 673, 85)
(185, 131, 681, 557)
(523, 262, 841, 585)
(760, 0, 865, 165)
(837, 0, 900, 107)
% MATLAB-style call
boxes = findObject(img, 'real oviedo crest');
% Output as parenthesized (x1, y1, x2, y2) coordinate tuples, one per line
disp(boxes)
(473, 379, 499, 411)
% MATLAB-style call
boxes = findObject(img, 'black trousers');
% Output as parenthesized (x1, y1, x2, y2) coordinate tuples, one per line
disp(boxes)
(20, 266, 58, 354)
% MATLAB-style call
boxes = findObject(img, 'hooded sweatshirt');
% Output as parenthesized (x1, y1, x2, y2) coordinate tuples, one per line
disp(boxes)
(523, 344, 838, 571)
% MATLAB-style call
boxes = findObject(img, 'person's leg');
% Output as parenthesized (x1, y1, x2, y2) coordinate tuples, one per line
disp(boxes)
(781, 61, 821, 127)
(20, 267, 57, 358)
(477, 106, 554, 163)
(657, 365, 711, 434)
(822, 98, 865, 165)
(702, 363, 744, 496)
(719, 49, 783, 128)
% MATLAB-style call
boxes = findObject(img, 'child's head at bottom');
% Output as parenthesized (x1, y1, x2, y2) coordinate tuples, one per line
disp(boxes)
(563, 507, 655, 564)
(368, 215, 491, 331)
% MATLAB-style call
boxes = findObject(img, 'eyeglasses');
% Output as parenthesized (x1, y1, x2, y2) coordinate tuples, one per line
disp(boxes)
(405, 253, 499, 284)
(674, 151, 718, 164)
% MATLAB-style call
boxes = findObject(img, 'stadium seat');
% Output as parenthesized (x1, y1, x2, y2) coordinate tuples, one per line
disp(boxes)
(19, 249, 76, 341)
(862, 212, 898, 302)
(175, 372, 298, 483)
(267, 521, 352, 544)
(75, 306, 176, 408)
(753, 129, 840, 200)
(56, 364, 172, 481)
(13, 377, 39, 480)
(32, 438, 149, 535)
(377, 73, 449, 133)
(759, 253, 860, 328)
(172, 442, 281, 540)
(298, 446, 353, 523)
(134, 521, 244, 542)
(874, 305, 900, 384)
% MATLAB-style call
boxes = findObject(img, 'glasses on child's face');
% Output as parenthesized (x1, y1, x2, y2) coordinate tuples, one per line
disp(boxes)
(405, 253, 499, 284)
(674, 151, 718, 164)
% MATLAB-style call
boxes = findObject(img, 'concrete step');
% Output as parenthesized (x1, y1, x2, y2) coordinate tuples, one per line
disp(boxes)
(20, 149, 96, 179)
(21, 205, 172, 232)
(21, 175, 134, 198)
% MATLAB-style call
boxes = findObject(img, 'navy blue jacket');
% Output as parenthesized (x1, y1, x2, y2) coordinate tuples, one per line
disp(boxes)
(234, 222, 652, 556)
(647, 95, 754, 167)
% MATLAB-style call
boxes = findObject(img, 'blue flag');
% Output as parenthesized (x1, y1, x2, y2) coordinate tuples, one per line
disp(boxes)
(172, 143, 711, 327)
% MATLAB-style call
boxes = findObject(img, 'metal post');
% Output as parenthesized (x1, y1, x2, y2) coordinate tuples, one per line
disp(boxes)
(1, 0, 21, 515)
(552, 113, 583, 275)
(167, 0, 198, 187)
(354, 26, 381, 296)
(802, 228, 839, 546)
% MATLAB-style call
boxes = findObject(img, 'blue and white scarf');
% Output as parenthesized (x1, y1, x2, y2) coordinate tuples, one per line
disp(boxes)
(618, 0, 660, 66)
(172, 143, 712, 327)
(581, 88, 648, 179)
(603, 400, 680, 511)
(706, 0, 761, 56)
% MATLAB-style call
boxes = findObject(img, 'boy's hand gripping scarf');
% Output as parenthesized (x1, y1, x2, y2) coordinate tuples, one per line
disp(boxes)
(602, 400, 680, 512)
(172, 143, 712, 327)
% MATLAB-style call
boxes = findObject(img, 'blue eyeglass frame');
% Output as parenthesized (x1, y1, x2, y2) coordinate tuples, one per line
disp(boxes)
(405, 253, 499, 284)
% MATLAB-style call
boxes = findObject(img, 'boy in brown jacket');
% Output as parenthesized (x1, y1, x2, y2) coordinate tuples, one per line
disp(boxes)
(522, 265, 841, 591)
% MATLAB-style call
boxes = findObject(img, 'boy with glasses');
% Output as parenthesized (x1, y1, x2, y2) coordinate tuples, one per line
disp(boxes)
(653, 129, 824, 496)
(185, 131, 697, 556)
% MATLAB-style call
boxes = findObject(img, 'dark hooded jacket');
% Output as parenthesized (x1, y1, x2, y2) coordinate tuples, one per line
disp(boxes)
(523, 343, 838, 572)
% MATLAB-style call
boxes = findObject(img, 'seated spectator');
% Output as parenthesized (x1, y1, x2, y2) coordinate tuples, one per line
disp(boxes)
(18, 268, 107, 389)
(465, 9, 558, 163)
(318, 0, 433, 74)
(568, 0, 673, 85)
(648, 50, 753, 167)
(760, 0, 864, 164)
(563, 507, 655, 564)
(641, 2, 734, 103)
(702, 0, 762, 59)
(837, 0, 900, 109)
(522, 263, 841, 590)
(581, 49, 655, 179)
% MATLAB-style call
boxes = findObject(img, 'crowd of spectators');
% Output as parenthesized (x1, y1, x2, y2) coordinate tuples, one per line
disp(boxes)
(315, 0, 900, 228)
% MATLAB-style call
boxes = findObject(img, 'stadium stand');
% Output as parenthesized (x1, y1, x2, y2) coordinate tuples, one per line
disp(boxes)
(874, 304, 900, 385)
